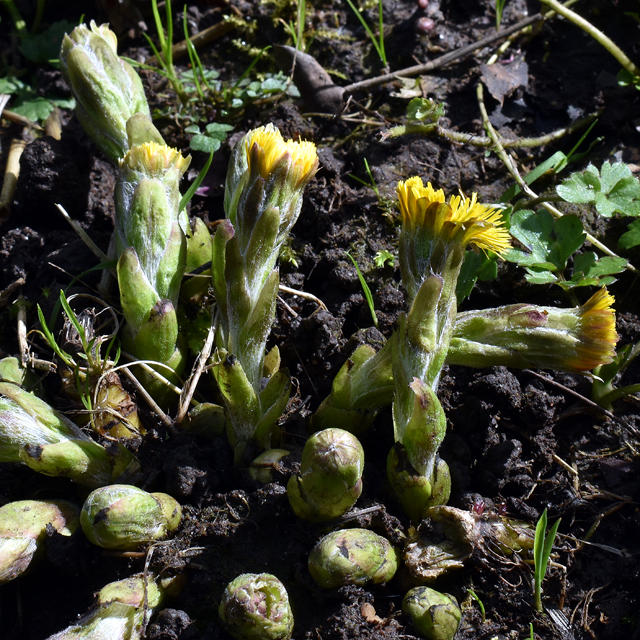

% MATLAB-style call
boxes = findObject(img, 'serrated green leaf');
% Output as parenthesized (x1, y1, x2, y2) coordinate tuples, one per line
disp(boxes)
(557, 161, 640, 217)
(189, 134, 221, 154)
(619, 218, 640, 249)
(12, 97, 55, 122)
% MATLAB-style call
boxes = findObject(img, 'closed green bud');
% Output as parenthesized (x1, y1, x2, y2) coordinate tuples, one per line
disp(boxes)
(287, 428, 364, 522)
(402, 587, 461, 640)
(308, 529, 399, 588)
(80, 484, 181, 550)
(115, 142, 190, 307)
(59, 22, 150, 162)
(0, 499, 79, 584)
(219, 573, 294, 640)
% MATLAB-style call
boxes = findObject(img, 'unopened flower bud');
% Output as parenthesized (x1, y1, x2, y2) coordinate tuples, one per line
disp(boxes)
(80, 484, 181, 550)
(219, 573, 294, 640)
(59, 22, 151, 162)
(287, 428, 364, 522)
(0, 499, 79, 584)
(402, 587, 461, 640)
(308, 529, 399, 588)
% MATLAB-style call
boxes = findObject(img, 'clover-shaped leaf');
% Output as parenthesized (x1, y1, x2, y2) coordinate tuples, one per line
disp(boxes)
(559, 252, 627, 289)
(556, 161, 640, 217)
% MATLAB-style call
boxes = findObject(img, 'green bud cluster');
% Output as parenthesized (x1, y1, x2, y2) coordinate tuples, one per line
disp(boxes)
(287, 428, 364, 522)
(308, 529, 399, 588)
(0, 499, 79, 584)
(219, 573, 294, 640)
(80, 484, 182, 550)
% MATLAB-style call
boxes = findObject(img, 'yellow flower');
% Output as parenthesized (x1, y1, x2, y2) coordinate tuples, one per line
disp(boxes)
(572, 288, 617, 371)
(396, 176, 511, 255)
(121, 142, 190, 177)
(245, 124, 317, 186)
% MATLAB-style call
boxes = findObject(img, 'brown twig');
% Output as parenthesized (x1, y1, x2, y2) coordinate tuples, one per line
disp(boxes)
(342, 13, 544, 96)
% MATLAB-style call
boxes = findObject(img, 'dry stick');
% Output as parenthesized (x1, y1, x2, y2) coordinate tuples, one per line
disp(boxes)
(145, 19, 237, 66)
(342, 12, 544, 96)
(175, 318, 214, 424)
(0, 138, 26, 223)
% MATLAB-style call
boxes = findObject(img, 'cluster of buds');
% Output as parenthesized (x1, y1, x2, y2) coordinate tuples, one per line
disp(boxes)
(308, 529, 399, 588)
(80, 484, 182, 550)
(219, 573, 294, 640)
(115, 139, 191, 387)
(60, 23, 194, 401)
(312, 177, 617, 522)
(212, 124, 318, 463)
(0, 499, 79, 584)
(0, 382, 138, 488)
(287, 428, 364, 522)
(46, 572, 182, 640)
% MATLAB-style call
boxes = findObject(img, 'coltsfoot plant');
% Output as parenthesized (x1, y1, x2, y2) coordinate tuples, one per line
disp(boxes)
(312, 178, 617, 522)
(212, 124, 318, 464)
(219, 573, 294, 640)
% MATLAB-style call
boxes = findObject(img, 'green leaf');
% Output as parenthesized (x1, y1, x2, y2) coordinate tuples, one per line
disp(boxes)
(205, 122, 234, 139)
(557, 161, 640, 217)
(406, 97, 445, 122)
(19, 20, 77, 64)
(571, 252, 627, 281)
(184, 124, 201, 135)
(12, 97, 55, 122)
(523, 269, 558, 285)
(500, 151, 567, 202)
(189, 134, 221, 154)
(506, 209, 585, 276)
(619, 218, 640, 250)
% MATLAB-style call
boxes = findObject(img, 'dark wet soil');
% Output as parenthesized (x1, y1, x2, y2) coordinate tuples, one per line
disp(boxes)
(1, 0, 640, 639)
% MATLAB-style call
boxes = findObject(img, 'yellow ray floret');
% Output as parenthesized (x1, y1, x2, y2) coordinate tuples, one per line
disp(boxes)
(572, 288, 618, 371)
(396, 176, 511, 255)
(121, 142, 190, 177)
(245, 124, 317, 184)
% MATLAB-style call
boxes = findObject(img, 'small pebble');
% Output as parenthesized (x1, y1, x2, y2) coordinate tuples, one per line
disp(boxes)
(417, 0, 429, 8)
(416, 16, 435, 32)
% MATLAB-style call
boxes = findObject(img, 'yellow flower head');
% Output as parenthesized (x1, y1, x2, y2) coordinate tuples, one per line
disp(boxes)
(121, 142, 190, 177)
(396, 176, 511, 255)
(573, 288, 618, 371)
(245, 124, 318, 186)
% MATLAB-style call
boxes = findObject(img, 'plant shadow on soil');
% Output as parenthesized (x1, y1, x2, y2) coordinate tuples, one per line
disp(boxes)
(1, 0, 640, 638)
